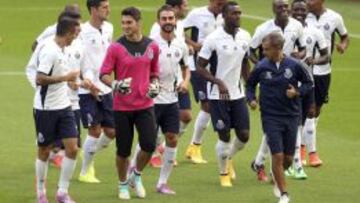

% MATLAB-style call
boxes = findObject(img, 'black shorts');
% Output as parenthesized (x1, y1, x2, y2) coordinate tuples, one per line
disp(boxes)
(300, 88, 315, 125)
(34, 107, 78, 147)
(314, 74, 331, 107)
(79, 93, 115, 128)
(261, 115, 299, 156)
(209, 98, 250, 134)
(178, 92, 191, 110)
(190, 70, 208, 103)
(155, 103, 180, 134)
(114, 107, 157, 158)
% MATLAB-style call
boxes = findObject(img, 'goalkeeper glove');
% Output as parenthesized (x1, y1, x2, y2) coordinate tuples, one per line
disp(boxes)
(112, 77, 132, 95)
(147, 79, 160, 98)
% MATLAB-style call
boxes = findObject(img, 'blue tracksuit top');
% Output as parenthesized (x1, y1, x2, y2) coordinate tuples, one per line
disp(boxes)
(246, 56, 313, 117)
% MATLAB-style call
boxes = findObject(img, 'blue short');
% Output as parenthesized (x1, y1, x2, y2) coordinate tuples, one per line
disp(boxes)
(190, 70, 208, 103)
(314, 74, 331, 107)
(53, 109, 82, 149)
(155, 103, 180, 134)
(178, 92, 191, 110)
(262, 115, 299, 155)
(209, 98, 249, 134)
(34, 107, 78, 147)
(79, 93, 115, 128)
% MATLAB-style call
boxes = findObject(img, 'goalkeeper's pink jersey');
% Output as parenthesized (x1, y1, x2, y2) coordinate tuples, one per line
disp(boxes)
(100, 36, 159, 111)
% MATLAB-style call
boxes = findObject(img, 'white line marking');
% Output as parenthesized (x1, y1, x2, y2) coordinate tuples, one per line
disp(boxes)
(0, 6, 359, 39)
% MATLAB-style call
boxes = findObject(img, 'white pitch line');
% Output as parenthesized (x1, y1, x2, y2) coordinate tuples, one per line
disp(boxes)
(0, 6, 360, 39)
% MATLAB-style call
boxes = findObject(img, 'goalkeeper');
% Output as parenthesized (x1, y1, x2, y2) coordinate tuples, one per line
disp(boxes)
(100, 6, 160, 200)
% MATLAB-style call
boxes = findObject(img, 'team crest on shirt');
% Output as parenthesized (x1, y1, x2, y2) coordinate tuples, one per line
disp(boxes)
(306, 37, 313, 45)
(75, 51, 81, 59)
(242, 44, 248, 51)
(37, 132, 45, 143)
(148, 49, 154, 59)
(284, 68, 293, 79)
(264, 71, 272, 79)
(324, 23, 330, 31)
(175, 50, 180, 58)
(216, 120, 225, 130)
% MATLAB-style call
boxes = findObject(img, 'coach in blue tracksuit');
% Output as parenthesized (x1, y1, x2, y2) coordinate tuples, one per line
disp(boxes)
(246, 32, 312, 202)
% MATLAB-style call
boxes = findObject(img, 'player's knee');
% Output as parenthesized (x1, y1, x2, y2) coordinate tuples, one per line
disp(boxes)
(165, 133, 178, 148)
(117, 148, 131, 158)
(139, 139, 156, 154)
(38, 146, 52, 161)
(218, 131, 231, 143)
(89, 126, 102, 137)
(201, 102, 210, 112)
(104, 127, 116, 138)
(236, 130, 249, 143)
(180, 112, 192, 124)
(66, 145, 79, 159)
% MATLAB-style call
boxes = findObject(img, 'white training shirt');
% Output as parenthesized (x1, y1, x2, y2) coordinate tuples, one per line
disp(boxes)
(151, 33, 189, 104)
(79, 21, 113, 95)
(306, 9, 348, 75)
(65, 38, 84, 110)
(183, 6, 224, 71)
(33, 39, 71, 110)
(149, 20, 185, 42)
(250, 18, 303, 56)
(198, 27, 251, 100)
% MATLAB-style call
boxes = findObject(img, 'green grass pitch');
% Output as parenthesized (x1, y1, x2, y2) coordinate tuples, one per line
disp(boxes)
(0, 0, 359, 202)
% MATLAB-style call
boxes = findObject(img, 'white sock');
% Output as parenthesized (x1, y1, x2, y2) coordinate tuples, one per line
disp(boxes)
(157, 146, 177, 186)
(304, 118, 316, 153)
(216, 140, 231, 175)
(294, 126, 303, 170)
(35, 159, 48, 195)
(179, 121, 189, 136)
(130, 144, 141, 169)
(229, 137, 246, 159)
(254, 135, 269, 166)
(95, 133, 112, 152)
(191, 110, 210, 144)
(58, 156, 76, 194)
(80, 135, 98, 175)
(49, 151, 56, 160)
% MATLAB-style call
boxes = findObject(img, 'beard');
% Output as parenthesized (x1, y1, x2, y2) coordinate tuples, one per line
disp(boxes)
(161, 24, 175, 33)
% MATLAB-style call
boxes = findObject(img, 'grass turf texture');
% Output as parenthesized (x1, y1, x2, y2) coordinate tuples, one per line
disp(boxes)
(0, 0, 359, 202)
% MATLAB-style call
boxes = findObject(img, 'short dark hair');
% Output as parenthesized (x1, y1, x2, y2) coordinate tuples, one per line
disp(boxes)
(291, 0, 306, 6)
(165, 0, 183, 7)
(157, 4, 176, 20)
(87, 0, 107, 14)
(121, 7, 142, 22)
(222, 1, 239, 16)
(57, 10, 81, 22)
(56, 16, 80, 36)
(262, 32, 285, 49)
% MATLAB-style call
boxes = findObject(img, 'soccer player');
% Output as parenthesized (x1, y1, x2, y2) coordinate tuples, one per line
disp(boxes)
(183, 0, 227, 164)
(249, 0, 304, 182)
(34, 16, 81, 203)
(303, 0, 349, 167)
(196, 1, 251, 187)
(150, 5, 190, 194)
(246, 32, 313, 203)
(78, 0, 115, 183)
(31, 4, 80, 52)
(286, 0, 330, 179)
(28, 5, 82, 168)
(147, 0, 191, 168)
(100, 7, 160, 200)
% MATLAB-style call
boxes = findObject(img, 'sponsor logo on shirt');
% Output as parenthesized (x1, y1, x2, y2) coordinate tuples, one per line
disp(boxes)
(324, 23, 330, 31)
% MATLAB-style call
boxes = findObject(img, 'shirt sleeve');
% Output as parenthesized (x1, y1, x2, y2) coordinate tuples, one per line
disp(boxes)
(37, 47, 56, 75)
(182, 9, 197, 29)
(296, 62, 313, 97)
(335, 14, 348, 36)
(149, 23, 160, 39)
(250, 25, 265, 49)
(100, 44, 117, 77)
(246, 64, 261, 102)
(198, 36, 215, 60)
(150, 43, 160, 78)
(180, 41, 190, 67)
(36, 24, 56, 43)
(316, 29, 328, 50)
